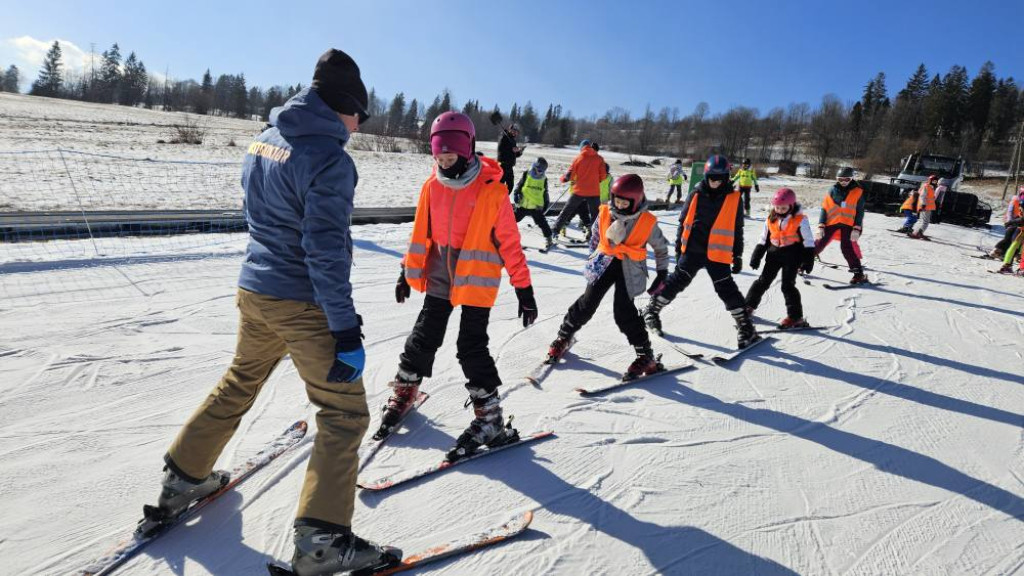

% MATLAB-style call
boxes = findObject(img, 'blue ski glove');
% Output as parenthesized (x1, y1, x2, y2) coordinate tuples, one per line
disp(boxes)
(328, 322, 364, 383)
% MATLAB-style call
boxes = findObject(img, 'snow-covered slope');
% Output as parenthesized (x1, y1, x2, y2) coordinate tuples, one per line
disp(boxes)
(1, 209, 1021, 576)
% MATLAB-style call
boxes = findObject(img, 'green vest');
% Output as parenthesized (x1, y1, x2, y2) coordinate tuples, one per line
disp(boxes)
(599, 175, 612, 203)
(521, 173, 546, 209)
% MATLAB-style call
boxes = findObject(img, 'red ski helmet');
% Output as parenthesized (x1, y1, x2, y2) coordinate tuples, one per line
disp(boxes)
(927, 174, 939, 183)
(610, 174, 645, 214)
(771, 187, 797, 206)
(430, 111, 476, 159)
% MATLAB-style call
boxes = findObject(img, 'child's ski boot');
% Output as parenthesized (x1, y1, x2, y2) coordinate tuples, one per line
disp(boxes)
(623, 344, 663, 381)
(731, 308, 761, 349)
(446, 388, 519, 462)
(374, 369, 422, 440)
(779, 317, 810, 330)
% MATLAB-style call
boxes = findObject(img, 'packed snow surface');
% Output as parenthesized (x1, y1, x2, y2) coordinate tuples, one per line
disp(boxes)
(1, 209, 1022, 576)
(1, 93, 1022, 575)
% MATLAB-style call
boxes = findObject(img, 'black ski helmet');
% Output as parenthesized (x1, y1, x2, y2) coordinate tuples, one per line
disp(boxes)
(836, 166, 855, 179)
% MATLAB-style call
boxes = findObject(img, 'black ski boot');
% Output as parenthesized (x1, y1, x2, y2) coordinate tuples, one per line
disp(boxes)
(373, 369, 421, 441)
(289, 523, 402, 576)
(623, 344, 663, 381)
(730, 307, 761, 349)
(643, 296, 669, 335)
(446, 387, 518, 462)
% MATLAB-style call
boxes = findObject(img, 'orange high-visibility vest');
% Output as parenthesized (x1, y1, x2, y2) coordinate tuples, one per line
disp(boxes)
(679, 190, 741, 264)
(917, 183, 936, 211)
(596, 205, 657, 260)
(403, 177, 507, 308)
(821, 186, 862, 227)
(900, 192, 917, 211)
(1012, 197, 1023, 220)
(768, 213, 805, 247)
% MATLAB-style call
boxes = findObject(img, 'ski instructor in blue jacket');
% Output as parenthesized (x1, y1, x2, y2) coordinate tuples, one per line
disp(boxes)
(149, 49, 401, 576)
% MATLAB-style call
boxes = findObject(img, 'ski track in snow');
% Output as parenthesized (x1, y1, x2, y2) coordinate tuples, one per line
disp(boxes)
(2, 142, 1023, 574)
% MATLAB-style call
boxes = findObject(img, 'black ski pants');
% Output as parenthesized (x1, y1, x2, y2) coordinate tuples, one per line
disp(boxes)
(745, 246, 803, 319)
(666, 184, 683, 203)
(659, 252, 746, 311)
(560, 259, 649, 347)
(515, 207, 553, 239)
(399, 295, 501, 393)
(500, 163, 515, 194)
(553, 195, 599, 237)
(994, 223, 1021, 253)
(739, 186, 752, 215)
(814, 224, 862, 272)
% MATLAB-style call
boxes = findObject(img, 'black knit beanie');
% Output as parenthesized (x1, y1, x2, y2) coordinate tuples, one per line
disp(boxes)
(311, 49, 370, 122)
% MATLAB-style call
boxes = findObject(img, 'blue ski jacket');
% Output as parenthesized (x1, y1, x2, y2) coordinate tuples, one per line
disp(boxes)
(238, 87, 359, 333)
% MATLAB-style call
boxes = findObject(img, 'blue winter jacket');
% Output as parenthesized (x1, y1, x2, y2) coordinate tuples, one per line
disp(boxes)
(238, 88, 359, 333)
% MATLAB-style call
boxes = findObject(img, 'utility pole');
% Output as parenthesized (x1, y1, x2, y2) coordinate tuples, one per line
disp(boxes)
(1002, 120, 1024, 201)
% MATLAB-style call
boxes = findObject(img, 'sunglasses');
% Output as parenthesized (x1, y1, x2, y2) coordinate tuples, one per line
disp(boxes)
(837, 177, 852, 183)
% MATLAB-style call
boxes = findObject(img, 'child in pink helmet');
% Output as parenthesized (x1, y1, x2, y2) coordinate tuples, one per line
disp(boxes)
(745, 188, 816, 329)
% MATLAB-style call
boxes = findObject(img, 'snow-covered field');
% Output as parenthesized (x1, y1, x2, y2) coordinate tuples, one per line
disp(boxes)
(2, 208, 1023, 575)
(1, 94, 1023, 576)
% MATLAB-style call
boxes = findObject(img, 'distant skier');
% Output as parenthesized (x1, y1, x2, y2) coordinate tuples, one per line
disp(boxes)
(552, 139, 608, 242)
(895, 185, 921, 233)
(497, 122, 524, 194)
(665, 158, 687, 204)
(745, 188, 816, 329)
(151, 49, 400, 576)
(642, 155, 759, 349)
(988, 185, 1024, 259)
(908, 174, 939, 239)
(547, 174, 671, 380)
(815, 166, 867, 284)
(390, 111, 538, 462)
(732, 158, 759, 216)
(513, 157, 554, 250)
(595, 142, 613, 204)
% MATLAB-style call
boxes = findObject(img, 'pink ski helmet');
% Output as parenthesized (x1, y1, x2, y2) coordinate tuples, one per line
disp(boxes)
(430, 111, 476, 159)
(771, 187, 797, 206)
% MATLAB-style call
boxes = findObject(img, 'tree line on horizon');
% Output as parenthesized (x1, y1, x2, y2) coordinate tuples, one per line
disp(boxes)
(5, 40, 1023, 178)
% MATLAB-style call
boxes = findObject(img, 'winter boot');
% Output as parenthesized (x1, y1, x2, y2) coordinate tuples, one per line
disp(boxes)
(446, 387, 518, 462)
(543, 236, 554, 251)
(997, 263, 1013, 274)
(730, 308, 761, 349)
(894, 226, 911, 234)
(155, 465, 229, 521)
(850, 270, 869, 284)
(989, 248, 1004, 259)
(779, 317, 810, 330)
(624, 344, 663, 381)
(290, 525, 402, 576)
(643, 296, 669, 335)
(374, 369, 422, 441)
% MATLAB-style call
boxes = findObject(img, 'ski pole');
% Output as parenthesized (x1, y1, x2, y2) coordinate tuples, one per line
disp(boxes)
(543, 185, 571, 217)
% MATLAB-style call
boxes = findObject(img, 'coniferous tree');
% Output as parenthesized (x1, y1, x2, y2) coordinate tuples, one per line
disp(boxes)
(2, 65, 19, 93)
(96, 43, 122, 103)
(386, 92, 406, 134)
(403, 98, 419, 136)
(120, 52, 148, 106)
(231, 73, 248, 118)
(30, 41, 63, 97)
(196, 69, 213, 114)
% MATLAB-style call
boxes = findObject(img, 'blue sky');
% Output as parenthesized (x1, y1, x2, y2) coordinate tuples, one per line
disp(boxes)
(2, 0, 1022, 118)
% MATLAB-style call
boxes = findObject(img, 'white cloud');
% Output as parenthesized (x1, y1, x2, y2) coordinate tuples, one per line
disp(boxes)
(2, 36, 165, 91)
